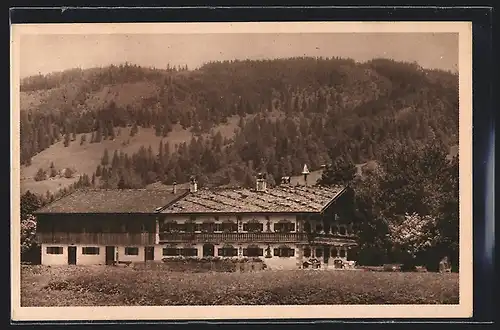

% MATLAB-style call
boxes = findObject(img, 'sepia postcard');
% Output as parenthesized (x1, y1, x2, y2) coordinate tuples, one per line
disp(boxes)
(11, 21, 473, 321)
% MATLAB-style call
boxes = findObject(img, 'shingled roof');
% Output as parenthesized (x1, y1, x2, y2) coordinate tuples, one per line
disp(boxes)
(34, 189, 189, 214)
(161, 185, 346, 214)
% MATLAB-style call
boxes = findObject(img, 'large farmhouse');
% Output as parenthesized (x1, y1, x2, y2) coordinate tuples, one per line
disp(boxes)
(34, 169, 359, 270)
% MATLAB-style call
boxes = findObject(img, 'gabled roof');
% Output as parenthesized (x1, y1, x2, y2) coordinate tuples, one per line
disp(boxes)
(34, 189, 189, 214)
(161, 185, 346, 214)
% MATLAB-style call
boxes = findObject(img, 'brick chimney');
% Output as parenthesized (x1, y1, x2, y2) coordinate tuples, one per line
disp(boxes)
(302, 164, 310, 186)
(189, 176, 198, 193)
(256, 172, 267, 192)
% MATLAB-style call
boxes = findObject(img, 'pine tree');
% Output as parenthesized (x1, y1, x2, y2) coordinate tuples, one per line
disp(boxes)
(49, 162, 57, 177)
(101, 149, 110, 167)
(130, 123, 138, 137)
(63, 133, 70, 147)
(80, 134, 87, 145)
(96, 165, 102, 177)
(34, 168, 47, 181)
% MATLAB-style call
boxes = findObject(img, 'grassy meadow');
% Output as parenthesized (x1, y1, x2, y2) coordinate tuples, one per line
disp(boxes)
(21, 265, 459, 306)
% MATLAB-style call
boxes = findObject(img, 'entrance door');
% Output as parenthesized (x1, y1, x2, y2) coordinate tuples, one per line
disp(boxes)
(68, 246, 77, 265)
(323, 246, 330, 265)
(144, 246, 154, 261)
(105, 246, 115, 265)
(203, 243, 215, 257)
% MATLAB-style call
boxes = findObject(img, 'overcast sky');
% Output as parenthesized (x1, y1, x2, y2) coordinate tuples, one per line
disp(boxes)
(20, 33, 458, 78)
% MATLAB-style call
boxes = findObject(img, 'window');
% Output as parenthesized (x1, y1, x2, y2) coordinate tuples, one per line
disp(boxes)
(46, 246, 63, 255)
(201, 222, 215, 233)
(218, 246, 238, 257)
(184, 222, 196, 232)
(180, 248, 198, 257)
(273, 246, 295, 257)
(125, 247, 139, 256)
(82, 247, 100, 255)
(274, 222, 295, 233)
(304, 247, 311, 258)
(340, 249, 346, 258)
(315, 248, 323, 258)
(162, 221, 178, 232)
(221, 222, 238, 232)
(163, 247, 180, 256)
(332, 248, 338, 258)
(243, 245, 263, 257)
(315, 223, 323, 232)
(243, 221, 263, 232)
(339, 226, 346, 235)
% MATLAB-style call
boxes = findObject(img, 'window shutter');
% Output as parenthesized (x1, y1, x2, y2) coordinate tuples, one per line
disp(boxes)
(243, 248, 248, 256)
(259, 223, 264, 231)
(273, 248, 280, 256)
(273, 224, 277, 232)
(258, 248, 264, 256)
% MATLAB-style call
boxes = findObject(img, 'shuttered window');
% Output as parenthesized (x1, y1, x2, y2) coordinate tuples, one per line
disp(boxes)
(163, 247, 179, 256)
(274, 247, 295, 257)
(243, 222, 264, 232)
(218, 247, 238, 257)
(180, 248, 198, 257)
(243, 246, 264, 257)
(125, 247, 139, 256)
(82, 247, 100, 255)
(274, 222, 295, 233)
(46, 246, 63, 255)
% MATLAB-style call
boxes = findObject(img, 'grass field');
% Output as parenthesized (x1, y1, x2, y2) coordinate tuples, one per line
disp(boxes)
(20, 265, 459, 306)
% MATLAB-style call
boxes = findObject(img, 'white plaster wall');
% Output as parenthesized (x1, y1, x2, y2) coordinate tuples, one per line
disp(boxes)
(41, 244, 107, 265)
(260, 243, 300, 270)
(77, 245, 106, 265)
(41, 244, 68, 266)
(116, 246, 146, 263)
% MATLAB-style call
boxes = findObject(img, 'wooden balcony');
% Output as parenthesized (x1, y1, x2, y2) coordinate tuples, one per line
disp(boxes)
(308, 234, 358, 246)
(159, 232, 308, 244)
(37, 232, 156, 245)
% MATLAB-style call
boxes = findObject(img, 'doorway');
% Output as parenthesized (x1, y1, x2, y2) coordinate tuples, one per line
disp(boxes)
(144, 246, 154, 261)
(323, 246, 330, 264)
(68, 246, 77, 265)
(203, 243, 215, 257)
(105, 246, 115, 265)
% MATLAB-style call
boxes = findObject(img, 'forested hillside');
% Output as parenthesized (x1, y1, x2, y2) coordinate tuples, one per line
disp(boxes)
(20, 57, 458, 194)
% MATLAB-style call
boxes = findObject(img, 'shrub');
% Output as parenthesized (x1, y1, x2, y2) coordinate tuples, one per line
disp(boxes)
(34, 168, 47, 181)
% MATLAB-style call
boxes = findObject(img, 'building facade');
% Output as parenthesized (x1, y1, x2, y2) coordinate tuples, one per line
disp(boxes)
(34, 173, 358, 270)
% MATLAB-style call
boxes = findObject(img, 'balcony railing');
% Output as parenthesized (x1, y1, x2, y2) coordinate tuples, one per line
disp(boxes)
(159, 232, 308, 243)
(37, 232, 156, 245)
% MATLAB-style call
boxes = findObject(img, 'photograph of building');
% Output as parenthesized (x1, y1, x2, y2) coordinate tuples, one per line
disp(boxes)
(13, 21, 468, 314)
(35, 172, 358, 270)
